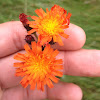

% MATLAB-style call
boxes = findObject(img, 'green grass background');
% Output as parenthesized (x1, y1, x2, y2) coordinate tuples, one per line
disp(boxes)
(0, 0, 100, 99)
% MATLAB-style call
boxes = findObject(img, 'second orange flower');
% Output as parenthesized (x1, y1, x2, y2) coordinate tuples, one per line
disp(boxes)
(14, 42, 63, 91)
(28, 5, 71, 46)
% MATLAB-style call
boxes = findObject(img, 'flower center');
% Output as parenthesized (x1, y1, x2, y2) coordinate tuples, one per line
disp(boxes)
(40, 18, 59, 35)
(26, 55, 50, 79)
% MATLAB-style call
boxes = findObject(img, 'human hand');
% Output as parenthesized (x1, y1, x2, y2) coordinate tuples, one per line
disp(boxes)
(0, 21, 100, 100)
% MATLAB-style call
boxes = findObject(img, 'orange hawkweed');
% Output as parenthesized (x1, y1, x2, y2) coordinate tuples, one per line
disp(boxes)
(28, 5, 71, 46)
(14, 42, 63, 91)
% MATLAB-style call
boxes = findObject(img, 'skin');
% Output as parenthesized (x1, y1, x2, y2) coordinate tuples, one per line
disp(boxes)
(0, 21, 100, 100)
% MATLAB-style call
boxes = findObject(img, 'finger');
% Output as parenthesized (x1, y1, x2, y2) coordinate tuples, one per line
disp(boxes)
(47, 82, 82, 100)
(62, 49, 100, 77)
(1, 85, 47, 100)
(0, 21, 86, 58)
(0, 87, 3, 100)
(0, 21, 27, 58)
(1, 86, 23, 100)
(1, 83, 82, 100)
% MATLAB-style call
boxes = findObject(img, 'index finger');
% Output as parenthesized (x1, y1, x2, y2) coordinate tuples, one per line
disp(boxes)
(0, 21, 86, 58)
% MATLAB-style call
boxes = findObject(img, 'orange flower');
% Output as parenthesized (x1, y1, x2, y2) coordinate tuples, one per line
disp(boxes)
(14, 42, 63, 91)
(28, 5, 71, 46)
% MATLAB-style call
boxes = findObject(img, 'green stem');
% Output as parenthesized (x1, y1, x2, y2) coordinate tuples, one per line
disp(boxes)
(34, 32, 38, 40)
(24, 0, 27, 14)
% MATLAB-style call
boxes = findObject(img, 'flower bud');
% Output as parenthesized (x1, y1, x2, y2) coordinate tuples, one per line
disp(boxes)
(19, 13, 29, 26)
(25, 35, 35, 44)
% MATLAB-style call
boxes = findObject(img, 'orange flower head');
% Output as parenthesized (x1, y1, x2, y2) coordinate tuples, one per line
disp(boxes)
(28, 5, 72, 46)
(14, 42, 63, 91)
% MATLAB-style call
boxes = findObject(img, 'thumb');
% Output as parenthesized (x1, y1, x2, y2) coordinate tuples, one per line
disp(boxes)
(0, 21, 27, 58)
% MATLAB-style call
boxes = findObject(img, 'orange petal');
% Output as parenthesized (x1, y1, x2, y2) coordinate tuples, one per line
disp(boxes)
(22, 81, 29, 88)
(41, 82, 44, 91)
(16, 68, 22, 72)
(31, 16, 39, 20)
(47, 48, 53, 56)
(29, 25, 38, 28)
(35, 8, 46, 18)
(14, 53, 25, 61)
(38, 35, 42, 42)
(40, 36, 50, 45)
(53, 71, 63, 77)
(36, 42, 42, 54)
(31, 42, 37, 53)
(49, 75, 59, 83)
(24, 44, 30, 53)
(53, 35, 57, 42)
(60, 25, 69, 29)
(54, 65, 63, 70)
(60, 32, 69, 38)
(66, 13, 72, 19)
(20, 76, 28, 84)
(30, 81, 36, 90)
(39, 8, 46, 16)
(28, 50, 34, 56)
(48, 36, 52, 42)
(46, 8, 49, 14)
(46, 79, 54, 88)
(15, 72, 25, 77)
(33, 73, 38, 80)
(27, 74, 34, 81)
(52, 50, 59, 57)
(27, 21, 36, 25)
(37, 81, 41, 90)
(28, 28, 37, 34)
(14, 62, 24, 67)
(54, 59, 63, 64)
(56, 35, 64, 46)
(63, 9, 67, 17)
(43, 44, 50, 55)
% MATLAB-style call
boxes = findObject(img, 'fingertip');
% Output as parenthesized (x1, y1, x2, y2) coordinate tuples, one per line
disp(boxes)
(66, 83, 83, 100)
(72, 23, 86, 49)
(47, 82, 83, 100)
(64, 23, 86, 50)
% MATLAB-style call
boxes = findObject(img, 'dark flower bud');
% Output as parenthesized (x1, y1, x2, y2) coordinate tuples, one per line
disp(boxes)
(19, 13, 34, 32)
(19, 13, 29, 26)
(25, 35, 35, 44)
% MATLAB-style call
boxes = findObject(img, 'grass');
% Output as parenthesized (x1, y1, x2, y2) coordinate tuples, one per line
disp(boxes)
(0, 0, 100, 99)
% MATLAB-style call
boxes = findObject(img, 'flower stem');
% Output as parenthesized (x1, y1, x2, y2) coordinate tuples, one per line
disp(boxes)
(34, 32, 38, 40)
